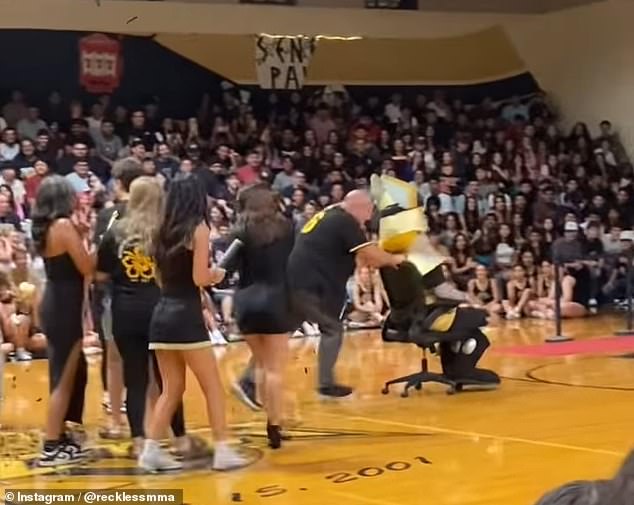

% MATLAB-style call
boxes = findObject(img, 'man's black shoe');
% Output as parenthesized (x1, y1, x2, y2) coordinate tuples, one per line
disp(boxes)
(232, 378, 262, 411)
(318, 384, 353, 398)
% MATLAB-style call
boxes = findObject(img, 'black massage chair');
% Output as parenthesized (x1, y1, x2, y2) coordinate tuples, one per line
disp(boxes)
(380, 262, 500, 397)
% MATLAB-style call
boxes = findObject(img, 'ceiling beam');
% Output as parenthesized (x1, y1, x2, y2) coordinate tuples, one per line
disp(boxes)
(417, 0, 604, 14)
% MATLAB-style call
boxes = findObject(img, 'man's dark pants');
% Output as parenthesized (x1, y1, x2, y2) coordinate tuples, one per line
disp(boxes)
(239, 289, 344, 389)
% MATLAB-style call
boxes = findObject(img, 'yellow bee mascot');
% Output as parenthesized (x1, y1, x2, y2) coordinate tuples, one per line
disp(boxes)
(371, 174, 499, 395)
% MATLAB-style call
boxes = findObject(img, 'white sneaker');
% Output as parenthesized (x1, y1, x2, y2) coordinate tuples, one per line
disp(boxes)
(139, 440, 183, 472)
(14, 348, 32, 362)
(212, 443, 247, 471)
(301, 322, 320, 337)
(588, 298, 598, 314)
(209, 329, 228, 346)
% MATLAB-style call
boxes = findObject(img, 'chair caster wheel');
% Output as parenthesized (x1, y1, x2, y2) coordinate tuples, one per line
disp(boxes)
(381, 387, 389, 395)
(456, 384, 464, 392)
(415, 383, 422, 391)
(401, 390, 409, 398)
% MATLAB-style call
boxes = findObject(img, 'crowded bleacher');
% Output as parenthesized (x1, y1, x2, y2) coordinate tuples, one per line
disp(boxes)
(0, 86, 631, 357)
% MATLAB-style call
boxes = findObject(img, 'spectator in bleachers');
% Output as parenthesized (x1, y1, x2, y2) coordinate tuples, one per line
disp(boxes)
(494, 223, 516, 271)
(0, 192, 22, 232)
(17, 107, 47, 141)
(448, 232, 477, 290)
(25, 159, 50, 208)
(2, 91, 28, 128)
(0, 184, 25, 222)
(95, 120, 124, 167)
(1, 165, 26, 208)
(0, 128, 20, 162)
(439, 212, 462, 248)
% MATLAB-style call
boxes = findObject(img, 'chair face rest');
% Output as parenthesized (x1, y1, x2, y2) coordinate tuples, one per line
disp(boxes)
(380, 262, 423, 308)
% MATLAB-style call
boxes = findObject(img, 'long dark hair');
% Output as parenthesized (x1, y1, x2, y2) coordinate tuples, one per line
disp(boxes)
(31, 175, 75, 254)
(449, 232, 472, 258)
(235, 184, 289, 246)
(154, 175, 208, 272)
(0, 184, 16, 209)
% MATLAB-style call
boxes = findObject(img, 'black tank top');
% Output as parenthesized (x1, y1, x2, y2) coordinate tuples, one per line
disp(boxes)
(512, 279, 529, 292)
(238, 227, 294, 290)
(44, 253, 84, 289)
(159, 248, 199, 298)
(473, 279, 493, 304)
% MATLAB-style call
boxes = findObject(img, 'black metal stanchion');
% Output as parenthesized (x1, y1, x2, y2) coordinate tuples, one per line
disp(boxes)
(615, 241, 634, 336)
(546, 262, 573, 343)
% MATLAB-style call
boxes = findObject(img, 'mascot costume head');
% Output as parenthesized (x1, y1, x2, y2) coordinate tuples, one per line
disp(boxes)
(370, 174, 499, 389)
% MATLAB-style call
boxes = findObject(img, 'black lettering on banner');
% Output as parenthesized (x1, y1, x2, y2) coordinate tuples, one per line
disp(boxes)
(415, 456, 432, 464)
(325, 472, 359, 484)
(275, 38, 286, 63)
(256, 37, 268, 61)
(256, 485, 287, 498)
(269, 67, 282, 89)
(386, 461, 411, 471)
(289, 38, 304, 63)
(285, 66, 300, 90)
(358, 467, 384, 477)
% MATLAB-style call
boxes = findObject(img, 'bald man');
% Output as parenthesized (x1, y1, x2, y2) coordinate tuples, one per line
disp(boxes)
(289, 191, 405, 397)
(233, 191, 404, 405)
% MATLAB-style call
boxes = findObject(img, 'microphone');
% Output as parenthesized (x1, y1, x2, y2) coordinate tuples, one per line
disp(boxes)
(218, 238, 244, 271)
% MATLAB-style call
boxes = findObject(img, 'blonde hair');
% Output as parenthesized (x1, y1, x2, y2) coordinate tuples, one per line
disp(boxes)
(114, 176, 164, 256)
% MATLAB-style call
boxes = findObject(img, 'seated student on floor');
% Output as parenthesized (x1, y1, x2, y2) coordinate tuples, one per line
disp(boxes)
(0, 268, 46, 360)
(467, 264, 502, 317)
(502, 264, 534, 319)
(527, 261, 588, 319)
(346, 266, 388, 328)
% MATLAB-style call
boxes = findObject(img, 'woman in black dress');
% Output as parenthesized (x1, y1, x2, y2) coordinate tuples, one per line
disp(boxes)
(140, 176, 245, 472)
(32, 175, 95, 466)
(232, 185, 294, 449)
(96, 176, 196, 459)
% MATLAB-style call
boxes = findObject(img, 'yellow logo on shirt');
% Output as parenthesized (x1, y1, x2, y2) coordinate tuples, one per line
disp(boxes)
(301, 210, 325, 234)
(121, 247, 155, 282)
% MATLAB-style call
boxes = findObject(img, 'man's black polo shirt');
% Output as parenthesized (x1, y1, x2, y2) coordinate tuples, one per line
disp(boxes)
(287, 205, 371, 312)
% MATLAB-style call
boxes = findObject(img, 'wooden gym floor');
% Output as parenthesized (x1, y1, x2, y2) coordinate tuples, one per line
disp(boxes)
(1, 315, 634, 505)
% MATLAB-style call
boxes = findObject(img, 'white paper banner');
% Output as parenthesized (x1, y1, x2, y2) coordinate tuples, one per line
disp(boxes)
(255, 35, 316, 90)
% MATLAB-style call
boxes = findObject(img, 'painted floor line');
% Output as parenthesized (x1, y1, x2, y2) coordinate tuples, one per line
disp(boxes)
(327, 489, 404, 505)
(325, 413, 625, 458)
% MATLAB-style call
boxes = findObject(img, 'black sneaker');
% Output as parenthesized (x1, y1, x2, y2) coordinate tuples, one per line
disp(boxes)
(231, 378, 262, 411)
(61, 432, 90, 458)
(38, 442, 84, 467)
(63, 440, 89, 460)
(318, 384, 353, 398)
